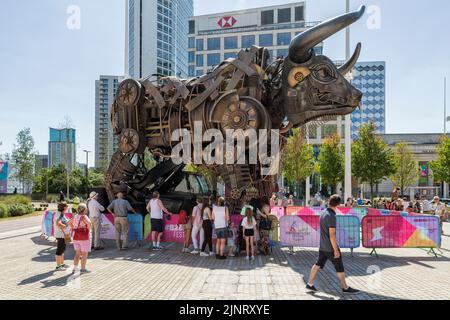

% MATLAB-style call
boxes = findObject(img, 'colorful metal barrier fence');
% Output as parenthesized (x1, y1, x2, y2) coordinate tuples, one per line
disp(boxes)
(361, 215, 441, 257)
(42, 211, 143, 241)
(279, 215, 360, 249)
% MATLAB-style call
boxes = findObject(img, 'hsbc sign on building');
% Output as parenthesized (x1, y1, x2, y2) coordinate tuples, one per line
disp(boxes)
(218, 16, 237, 28)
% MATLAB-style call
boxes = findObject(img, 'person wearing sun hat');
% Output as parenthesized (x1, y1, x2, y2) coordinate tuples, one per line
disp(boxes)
(87, 191, 105, 250)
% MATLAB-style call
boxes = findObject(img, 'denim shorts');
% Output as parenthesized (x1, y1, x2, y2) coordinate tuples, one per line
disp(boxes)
(215, 228, 227, 239)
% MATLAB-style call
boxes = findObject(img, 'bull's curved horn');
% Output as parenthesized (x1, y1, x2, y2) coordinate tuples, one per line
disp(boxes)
(289, 5, 366, 64)
(339, 42, 362, 75)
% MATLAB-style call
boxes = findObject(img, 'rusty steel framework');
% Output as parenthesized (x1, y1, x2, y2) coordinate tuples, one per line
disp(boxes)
(105, 6, 366, 213)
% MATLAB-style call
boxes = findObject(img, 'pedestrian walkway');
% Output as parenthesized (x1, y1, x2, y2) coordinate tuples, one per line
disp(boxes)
(0, 222, 448, 300)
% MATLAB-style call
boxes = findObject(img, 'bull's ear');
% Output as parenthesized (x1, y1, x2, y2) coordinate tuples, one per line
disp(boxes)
(289, 5, 365, 64)
(288, 67, 311, 87)
(339, 43, 362, 75)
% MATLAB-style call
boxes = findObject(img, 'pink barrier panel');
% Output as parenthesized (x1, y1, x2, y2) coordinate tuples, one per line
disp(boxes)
(143, 214, 244, 244)
(270, 206, 285, 219)
(285, 206, 324, 215)
(280, 215, 360, 248)
(362, 215, 441, 248)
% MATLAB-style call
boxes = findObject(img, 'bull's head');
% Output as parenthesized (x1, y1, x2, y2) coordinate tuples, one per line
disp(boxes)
(282, 5, 365, 127)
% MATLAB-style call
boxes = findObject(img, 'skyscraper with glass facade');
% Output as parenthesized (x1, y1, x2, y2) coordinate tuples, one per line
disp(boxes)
(95, 75, 123, 169)
(48, 128, 76, 171)
(126, 0, 193, 79)
(188, 2, 323, 77)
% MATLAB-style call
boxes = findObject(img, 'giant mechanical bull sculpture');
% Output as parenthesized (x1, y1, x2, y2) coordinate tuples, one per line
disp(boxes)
(105, 6, 365, 212)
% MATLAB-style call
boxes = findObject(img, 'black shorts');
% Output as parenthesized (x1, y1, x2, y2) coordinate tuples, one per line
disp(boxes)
(315, 250, 345, 273)
(244, 229, 255, 237)
(151, 218, 164, 233)
(56, 238, 66, 256)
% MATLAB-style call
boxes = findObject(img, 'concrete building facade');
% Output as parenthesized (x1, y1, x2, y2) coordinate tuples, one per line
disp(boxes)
(188, 2, 323, 77)
(95, 75, 123, 169)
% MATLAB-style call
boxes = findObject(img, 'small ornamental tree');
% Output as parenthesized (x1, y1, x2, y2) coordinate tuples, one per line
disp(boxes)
(390, 142, 417, 197)
(352, 123, 395, 200)
(317, 134, 344, 194)
(282, 128, 315, 199)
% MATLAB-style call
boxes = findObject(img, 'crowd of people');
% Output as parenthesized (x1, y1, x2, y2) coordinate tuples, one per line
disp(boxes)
(52, 191, 278, 273)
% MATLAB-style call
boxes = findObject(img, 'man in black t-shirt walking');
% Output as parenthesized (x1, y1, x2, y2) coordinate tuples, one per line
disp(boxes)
(306, 195, 359, 294)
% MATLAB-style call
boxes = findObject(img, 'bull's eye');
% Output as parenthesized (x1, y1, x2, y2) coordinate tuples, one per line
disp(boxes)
(311, 64, 337, 83)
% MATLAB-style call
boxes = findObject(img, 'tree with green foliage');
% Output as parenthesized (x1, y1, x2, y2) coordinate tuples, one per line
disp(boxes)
(352, 123, 395, 200)
(33, 165, 92, 196)
(389, 142, 417, 197)
(317, 134, 344, 194)
(430, 136, 450, 186)
(282, 128, 315, 199)
(11, 128, 36, 193)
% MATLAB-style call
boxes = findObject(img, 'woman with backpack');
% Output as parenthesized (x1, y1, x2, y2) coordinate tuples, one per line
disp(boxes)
(69, 203, 92, 274)
(200, 198, 214, 257)
(178, 199, 194, 253)
(54, 202, 70, 271)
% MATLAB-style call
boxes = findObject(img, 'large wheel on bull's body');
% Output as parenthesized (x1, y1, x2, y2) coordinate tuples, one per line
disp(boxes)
(116, 79, 143, 108)
(119, 128, 140, 154)
(210, 93, 271, 133)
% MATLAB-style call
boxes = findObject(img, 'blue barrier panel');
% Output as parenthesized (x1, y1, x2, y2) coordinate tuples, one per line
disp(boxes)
(128, 214, 143, 241)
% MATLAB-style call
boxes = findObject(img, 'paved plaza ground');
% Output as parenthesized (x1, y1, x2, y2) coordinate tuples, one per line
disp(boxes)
(0, 215, 449, 300)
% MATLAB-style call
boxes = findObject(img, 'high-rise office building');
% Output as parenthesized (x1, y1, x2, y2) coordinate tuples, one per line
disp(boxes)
(125, 0, 194, 79)
(34, 155, 49, 173)
(351, 61, 386, 139)
(188, 2, 323, 77)
(95, 75, 123, 169)
(48, 128, 76, 171)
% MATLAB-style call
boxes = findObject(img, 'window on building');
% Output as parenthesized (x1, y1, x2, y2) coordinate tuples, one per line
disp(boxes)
(277, 49, 289, 58)
(188, 51, 195, 63)
(207, 53, 221, 67)
(224, 36, 238, 50)
(188, 37, 195, 49)
(277, 32, 291, 46)
(196, 54, 204, 67)
(313, 46, 323, 55)
(308, 127, 318, 139)
(207, 38, 221, 51)
(261, 10, 274, 25)
(259, 34, 273, 47)
(196, 39, 204, 51)
(188, 66, 195, 77)
(242, 35, 256, 48)
(322, 124, 338, 138)
(196, 70, 203, 77)
(295, 6, 305, 21)
(189, 20, 195, 34)
(224, 52, 237, 60)
(278, 8, 291, 23)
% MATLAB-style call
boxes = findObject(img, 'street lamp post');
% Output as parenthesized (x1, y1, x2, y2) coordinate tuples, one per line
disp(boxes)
(82, 150, 91, 180)
(344, 0, 353, 202)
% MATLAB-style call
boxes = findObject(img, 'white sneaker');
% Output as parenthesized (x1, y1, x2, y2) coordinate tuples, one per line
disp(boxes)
(250, 256, 255, 260)
(245, 256, 250, 260)
(191, 250, 200, 254)
(209, 252, 216, 256)
(200, 252, 209, 257)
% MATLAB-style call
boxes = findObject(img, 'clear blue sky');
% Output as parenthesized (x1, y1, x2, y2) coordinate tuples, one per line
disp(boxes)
(1, 0, 449, 166)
